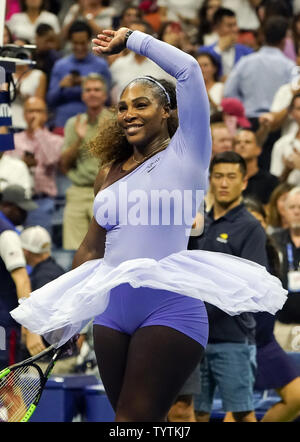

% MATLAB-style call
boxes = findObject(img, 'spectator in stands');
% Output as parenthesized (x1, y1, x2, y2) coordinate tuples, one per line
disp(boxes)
(270, 94, 300, 186)
(196, 0, 221, 46)
(266, 78, 300, 139)
(60, 73, 111, 250)
(267, 183, 294, 235)
(234, 129, 279, 205)
(226, 197, 300, 422)
(34, 23, 61, 86)
(118, 5, 143, 28)
(158, 21, 194, 54)
(272, 187, 300, 352)
(21, 226, 64, 292)
(188, 152, 268, 422)
(0, 151, 33, 196)
(256, 0, 295, 62)
(6, 0, 60, 44)
(196, 51, 223, 116)
(224, 15, 295, 171)
(139, 1, 161, 33)
(211, 122, 233, 157)
(205, 122, 234, 212)
(257, 0, 293, 23)
(199, 8, 253, 80)
(6, 97, 63, 234)
(47, 20, 111, 132)
(10, 45, 47, 131)
(224, 16, 295, 122)
(19, 226, 79, 373)
(109, 20, 174, 103)
(220, 97, 251, 136)
(61, 0, 116, 42)
(105, 5, 144, 66)
(0, 184, 38, 369)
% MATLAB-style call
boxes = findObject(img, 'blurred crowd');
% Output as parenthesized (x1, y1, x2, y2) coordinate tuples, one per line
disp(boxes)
(2, 0, 300, 422)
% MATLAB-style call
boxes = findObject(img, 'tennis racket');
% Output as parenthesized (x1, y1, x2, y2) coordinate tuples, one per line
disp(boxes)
(0, 344, 65, 422)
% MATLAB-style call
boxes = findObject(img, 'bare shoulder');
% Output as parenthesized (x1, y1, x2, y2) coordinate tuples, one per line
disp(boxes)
(94, 165, 111, 196)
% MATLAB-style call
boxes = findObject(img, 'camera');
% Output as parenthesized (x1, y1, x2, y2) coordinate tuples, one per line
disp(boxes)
(0, 44, 35, 61)
(0, 44, 36, 74)
(0, 45, 36, 152)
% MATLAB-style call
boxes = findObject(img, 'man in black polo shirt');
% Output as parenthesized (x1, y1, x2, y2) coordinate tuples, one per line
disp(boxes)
(234, 129, 278, 205)
(190, 151, 268, 423)
(272, 187, 300, 352)
(0, 184, 39, 369)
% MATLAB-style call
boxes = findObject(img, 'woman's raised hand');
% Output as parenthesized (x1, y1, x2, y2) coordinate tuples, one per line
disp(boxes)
(92, 28, 130, 56)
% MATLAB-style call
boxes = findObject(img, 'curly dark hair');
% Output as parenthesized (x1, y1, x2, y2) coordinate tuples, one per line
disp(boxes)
(89, 77, 178, 167)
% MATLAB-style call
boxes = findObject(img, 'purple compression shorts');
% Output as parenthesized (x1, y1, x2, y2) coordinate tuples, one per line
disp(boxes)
(93, 283, 209, 348)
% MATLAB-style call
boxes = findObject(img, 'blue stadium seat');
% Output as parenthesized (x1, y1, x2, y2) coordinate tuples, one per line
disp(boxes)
(84, 384, 115, 422)
(29, 375, 98, 422)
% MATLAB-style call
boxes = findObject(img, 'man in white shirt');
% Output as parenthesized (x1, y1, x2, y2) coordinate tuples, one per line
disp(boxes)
(0, 152, 33, 195)
(110, 20, 175, 103)
(270, 94, 300, 185)
(270, 82, 300, 137)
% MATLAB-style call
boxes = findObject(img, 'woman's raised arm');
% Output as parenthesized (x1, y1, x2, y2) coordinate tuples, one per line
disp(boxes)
(93, 28, 211, 171)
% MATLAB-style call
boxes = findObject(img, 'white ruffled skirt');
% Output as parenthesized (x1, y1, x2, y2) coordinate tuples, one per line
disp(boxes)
(10, 250, 288, 347)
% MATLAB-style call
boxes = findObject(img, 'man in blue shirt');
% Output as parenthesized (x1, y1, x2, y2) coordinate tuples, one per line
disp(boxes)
(47, 20, 111, 131)
(224, 16, 295, 120)
(189, 152, 268, 423)
(198, 8, 253, 80)
(224, 15, 295, 172)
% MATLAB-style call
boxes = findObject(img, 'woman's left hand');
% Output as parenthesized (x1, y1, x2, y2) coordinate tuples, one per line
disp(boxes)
(92, 28, 129, 56)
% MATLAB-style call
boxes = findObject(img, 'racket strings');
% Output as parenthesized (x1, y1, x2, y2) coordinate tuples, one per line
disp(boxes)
(0, 365, 42, 422)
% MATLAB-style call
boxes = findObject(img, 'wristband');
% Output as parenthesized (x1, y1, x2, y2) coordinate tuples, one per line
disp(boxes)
(124, 30, 134, 47)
